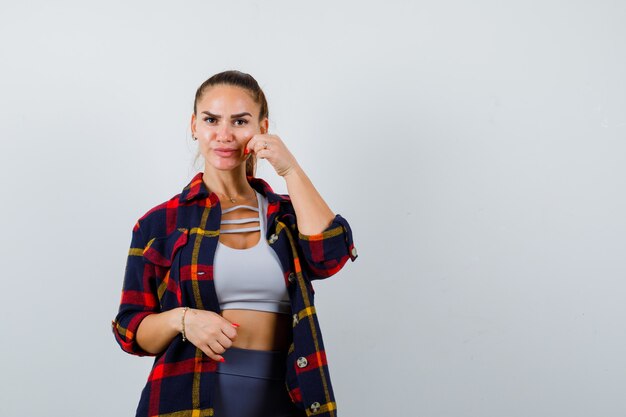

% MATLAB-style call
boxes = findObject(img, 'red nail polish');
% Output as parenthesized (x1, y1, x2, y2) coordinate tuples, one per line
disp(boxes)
(232, 323, 240, 328)
(219, 357, 226, 363)
(244, 148, 249, 155)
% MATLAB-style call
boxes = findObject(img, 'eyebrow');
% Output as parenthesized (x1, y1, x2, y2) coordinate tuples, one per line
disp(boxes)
(201, 111, 252, 118)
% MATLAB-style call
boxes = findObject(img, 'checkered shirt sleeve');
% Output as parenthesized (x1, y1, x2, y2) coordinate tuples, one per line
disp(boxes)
(297, 214, 358, 279)
(111, 222, 160, 356)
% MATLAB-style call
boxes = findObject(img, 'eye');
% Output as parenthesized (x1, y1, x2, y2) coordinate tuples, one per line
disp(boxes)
(233, 119, 248, 126)
(203, 117, 216, 124)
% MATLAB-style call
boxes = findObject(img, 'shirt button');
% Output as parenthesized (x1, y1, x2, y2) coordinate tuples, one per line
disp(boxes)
(292, 313, 299, 326)
(296, 356, 308, 368)
(269, 233, 278, 244)
(288, 272, 296, 283)
(351, 246, 358, 257)
(310, 402, 321, 413)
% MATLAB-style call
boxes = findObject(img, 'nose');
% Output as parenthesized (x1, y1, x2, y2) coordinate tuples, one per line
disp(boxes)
(216, 123, 233, 142)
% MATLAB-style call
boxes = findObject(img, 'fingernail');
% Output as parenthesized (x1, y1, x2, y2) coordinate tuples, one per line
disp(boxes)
(219, 357, 226, 363)
(244, 148, 249, 155)
(231, 323, 240, 328)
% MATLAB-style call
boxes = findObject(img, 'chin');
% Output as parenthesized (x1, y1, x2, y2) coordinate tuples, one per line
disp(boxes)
(207, 158, 244, 172)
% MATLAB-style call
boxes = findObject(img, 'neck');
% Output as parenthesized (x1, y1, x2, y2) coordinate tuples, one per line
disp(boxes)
(202, 165, 253, 199)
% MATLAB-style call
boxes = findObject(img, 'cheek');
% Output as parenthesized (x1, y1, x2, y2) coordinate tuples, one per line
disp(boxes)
(237, 127, 258, 140)
(195, 126, 213, 138)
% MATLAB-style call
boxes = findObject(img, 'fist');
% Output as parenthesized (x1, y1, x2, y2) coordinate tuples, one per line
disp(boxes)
(246, 134, 299, 177)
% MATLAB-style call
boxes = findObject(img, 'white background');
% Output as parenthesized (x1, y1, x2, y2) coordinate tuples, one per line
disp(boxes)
(1, 1, 625, 416)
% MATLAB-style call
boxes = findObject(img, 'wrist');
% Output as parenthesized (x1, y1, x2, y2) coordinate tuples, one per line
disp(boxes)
(181, 307, 190, 341)
(282, 163, 304, 180)
(171, 307, 187, 333)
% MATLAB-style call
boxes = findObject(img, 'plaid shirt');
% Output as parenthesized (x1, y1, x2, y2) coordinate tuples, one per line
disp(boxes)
(112, 172, 357, 417)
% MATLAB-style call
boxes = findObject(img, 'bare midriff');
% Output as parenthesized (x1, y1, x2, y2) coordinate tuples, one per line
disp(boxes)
(222, 309, 292, 351)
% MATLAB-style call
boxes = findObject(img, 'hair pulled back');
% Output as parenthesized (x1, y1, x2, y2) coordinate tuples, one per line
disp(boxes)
(194, 70, 268, 177)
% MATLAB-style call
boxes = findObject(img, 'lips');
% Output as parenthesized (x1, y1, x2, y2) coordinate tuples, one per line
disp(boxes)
(214, 148, 239, 157)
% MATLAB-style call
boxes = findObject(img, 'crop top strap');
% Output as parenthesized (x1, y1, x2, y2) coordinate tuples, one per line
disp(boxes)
(219, 193, 263, 234)
(221, 218, 260, 225)
(221, 205, 259, 214)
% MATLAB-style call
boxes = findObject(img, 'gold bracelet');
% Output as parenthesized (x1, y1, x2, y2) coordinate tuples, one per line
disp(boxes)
(181, 307, 189, 342)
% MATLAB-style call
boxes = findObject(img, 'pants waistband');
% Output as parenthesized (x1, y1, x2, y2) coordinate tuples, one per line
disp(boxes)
(217, 347, 287, 381)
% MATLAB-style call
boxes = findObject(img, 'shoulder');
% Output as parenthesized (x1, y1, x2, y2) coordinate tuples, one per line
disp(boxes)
(134, 192, 183, 238)
(248, 176, 293, 211)
(133, 172, 207, 237)
(137, 192, 182, 222)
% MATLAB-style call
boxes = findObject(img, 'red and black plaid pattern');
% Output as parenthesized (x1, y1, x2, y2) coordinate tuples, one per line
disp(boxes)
(112, 172, 357, 417)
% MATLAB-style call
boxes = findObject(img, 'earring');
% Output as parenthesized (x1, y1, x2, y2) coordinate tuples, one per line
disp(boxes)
(192, 137, 197, 141)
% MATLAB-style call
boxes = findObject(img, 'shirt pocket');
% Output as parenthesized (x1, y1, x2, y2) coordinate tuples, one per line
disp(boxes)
(142, 228, 189, 267)
(142, 228, 189, 308)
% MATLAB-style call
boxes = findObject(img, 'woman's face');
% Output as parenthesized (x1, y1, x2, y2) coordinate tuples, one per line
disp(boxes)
(191, 84, 268, 172)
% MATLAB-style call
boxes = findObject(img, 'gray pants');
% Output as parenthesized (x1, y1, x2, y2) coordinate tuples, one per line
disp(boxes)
(214, 347, 305, 417)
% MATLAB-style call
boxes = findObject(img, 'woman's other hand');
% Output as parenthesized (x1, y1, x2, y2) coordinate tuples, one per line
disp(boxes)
(246, 134, 300, 177)
(184, 309, 239, 362)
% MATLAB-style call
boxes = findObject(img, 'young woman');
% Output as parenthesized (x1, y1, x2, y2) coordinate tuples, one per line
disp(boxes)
(112, 70, 357, 417)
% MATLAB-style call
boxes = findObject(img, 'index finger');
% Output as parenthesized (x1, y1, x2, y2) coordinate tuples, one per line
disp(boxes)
(245, 134, 265, 152)
(221, 322, 238, 340)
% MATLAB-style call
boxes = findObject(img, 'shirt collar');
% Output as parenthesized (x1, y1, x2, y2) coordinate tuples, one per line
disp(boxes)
(179, 172, 290, 205)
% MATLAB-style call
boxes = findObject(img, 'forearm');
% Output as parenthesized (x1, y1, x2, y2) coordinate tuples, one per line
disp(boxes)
(283, 165, 335, 235)
(135, 307, 184, 355)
